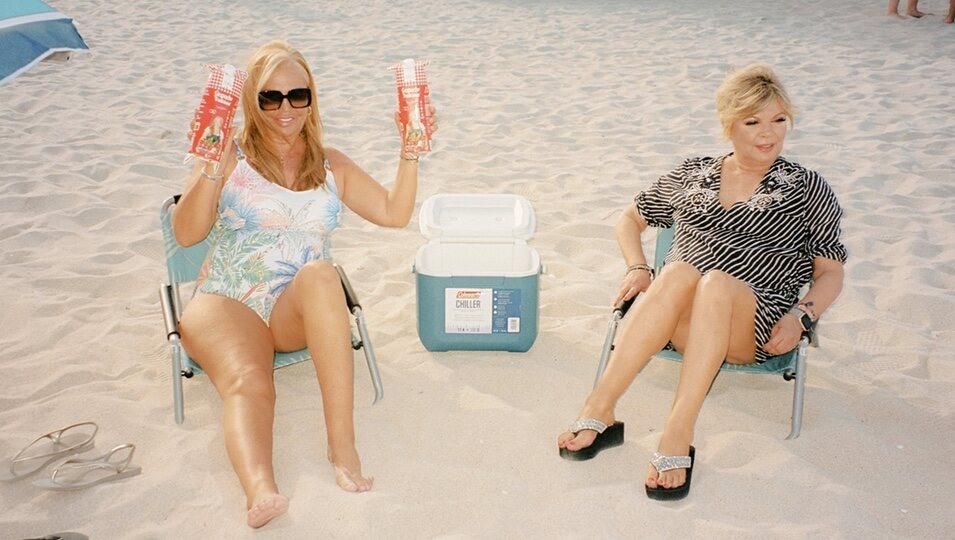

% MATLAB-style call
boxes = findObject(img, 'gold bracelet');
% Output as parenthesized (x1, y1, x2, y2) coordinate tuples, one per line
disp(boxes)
(400, 152, 419, 162)
(627, 264, 652, 274)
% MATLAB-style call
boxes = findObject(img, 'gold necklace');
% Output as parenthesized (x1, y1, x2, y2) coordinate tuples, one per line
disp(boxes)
(278, 143, 295, 165)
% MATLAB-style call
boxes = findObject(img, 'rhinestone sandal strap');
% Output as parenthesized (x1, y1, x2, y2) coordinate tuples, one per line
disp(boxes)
(569, 418, 608, 434)
(649, 452, 692, 473)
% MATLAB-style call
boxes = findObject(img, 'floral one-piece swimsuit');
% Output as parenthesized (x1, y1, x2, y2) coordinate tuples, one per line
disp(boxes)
(195, 154, 342, 323)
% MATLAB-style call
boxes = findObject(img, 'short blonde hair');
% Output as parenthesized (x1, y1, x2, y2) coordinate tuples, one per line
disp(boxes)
(715, 64, 795, 138)
(239, 41, 326, 189)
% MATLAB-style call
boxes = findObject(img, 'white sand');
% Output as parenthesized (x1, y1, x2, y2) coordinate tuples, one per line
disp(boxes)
(2, 0, 954, 538)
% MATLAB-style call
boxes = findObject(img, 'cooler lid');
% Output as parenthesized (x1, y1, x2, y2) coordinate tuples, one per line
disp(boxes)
(419, 193, 535, 240)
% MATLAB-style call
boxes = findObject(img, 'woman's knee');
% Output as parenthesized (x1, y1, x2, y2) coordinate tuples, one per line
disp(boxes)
(694, 270, 753, 311)
(696, 270, 736, 295)
(297, 260, 343, 294)
(653, 261, 702, 294)
(216, 365, 276, 402)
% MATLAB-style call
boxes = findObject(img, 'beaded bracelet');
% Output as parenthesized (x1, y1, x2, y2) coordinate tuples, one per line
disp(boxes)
(400, 152, 419, 162)
(200, 169, 223, 182)
(627, 263, 653, 274)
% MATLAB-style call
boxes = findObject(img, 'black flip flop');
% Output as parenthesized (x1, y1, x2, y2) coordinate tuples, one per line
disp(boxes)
(646, 445, 695, 500)
(559, 419, 625, 461)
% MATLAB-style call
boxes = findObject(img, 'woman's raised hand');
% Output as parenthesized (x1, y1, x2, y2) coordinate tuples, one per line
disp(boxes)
(216, 127, 238, 175)
(393, 103, 438, 154)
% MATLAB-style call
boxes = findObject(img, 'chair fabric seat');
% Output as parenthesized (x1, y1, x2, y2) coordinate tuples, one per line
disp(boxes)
(182, 348, 313, 375)
(654, 348, 797, 376)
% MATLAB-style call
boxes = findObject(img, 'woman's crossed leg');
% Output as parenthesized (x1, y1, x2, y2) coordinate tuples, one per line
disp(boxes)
(557, 262, 759, 492)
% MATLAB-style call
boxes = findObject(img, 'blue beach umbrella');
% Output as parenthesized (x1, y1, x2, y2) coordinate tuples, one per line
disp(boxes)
(0, 0, 89, 86)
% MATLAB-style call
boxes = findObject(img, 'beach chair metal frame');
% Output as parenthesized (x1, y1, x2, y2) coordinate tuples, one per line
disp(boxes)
(158, 195, 383, 425)
(592, 226, 815, 440)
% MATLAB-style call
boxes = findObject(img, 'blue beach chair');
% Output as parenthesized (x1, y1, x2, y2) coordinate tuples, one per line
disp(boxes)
(158, 195, 383, 425)
(593, 226, 815, 440)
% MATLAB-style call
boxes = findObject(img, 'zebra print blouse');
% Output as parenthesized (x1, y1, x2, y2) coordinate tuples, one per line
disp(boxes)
(635, 154, 847, 360)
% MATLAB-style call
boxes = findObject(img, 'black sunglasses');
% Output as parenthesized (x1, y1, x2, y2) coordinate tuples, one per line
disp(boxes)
(258, 88, 312, 111)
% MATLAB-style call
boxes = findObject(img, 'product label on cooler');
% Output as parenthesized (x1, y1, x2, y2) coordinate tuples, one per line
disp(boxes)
(492, 288, 522, 333)
(444, 288, 521, 334)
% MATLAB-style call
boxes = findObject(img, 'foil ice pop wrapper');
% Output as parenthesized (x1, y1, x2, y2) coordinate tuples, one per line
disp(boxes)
(187, 64, 248, 164)
(391, 58, 432, 154)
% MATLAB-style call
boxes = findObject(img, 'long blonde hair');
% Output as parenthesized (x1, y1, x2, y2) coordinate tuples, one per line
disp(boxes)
(239, 41, 326, 189)
(715, 64, 795, 139)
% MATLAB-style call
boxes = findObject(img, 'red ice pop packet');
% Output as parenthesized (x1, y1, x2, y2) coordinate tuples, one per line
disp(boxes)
(187, 64, 248, 164)
(390, 58, 432, 154)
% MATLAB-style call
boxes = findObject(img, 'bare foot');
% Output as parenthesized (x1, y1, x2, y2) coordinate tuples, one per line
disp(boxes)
(906, 9, 930, 17)
(328, 446, 373, 492)
(645, 425, 693, 490)
(557, 427, 597, 452)
(247, 493, 289, 529)
(332, 463, 374, 492)
(886, 12, 905, 18)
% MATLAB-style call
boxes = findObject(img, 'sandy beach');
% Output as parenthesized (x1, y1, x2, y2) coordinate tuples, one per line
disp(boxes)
(2, 0, 954, 538)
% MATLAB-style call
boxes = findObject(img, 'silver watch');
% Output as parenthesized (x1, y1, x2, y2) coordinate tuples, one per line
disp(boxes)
(787, 306, 814, 332)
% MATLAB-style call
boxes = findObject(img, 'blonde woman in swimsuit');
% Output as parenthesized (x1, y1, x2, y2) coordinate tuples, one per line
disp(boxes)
(173, 41, 437, 528)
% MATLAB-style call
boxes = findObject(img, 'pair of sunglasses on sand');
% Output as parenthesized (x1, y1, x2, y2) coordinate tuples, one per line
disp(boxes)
(258, 88, 312, 111)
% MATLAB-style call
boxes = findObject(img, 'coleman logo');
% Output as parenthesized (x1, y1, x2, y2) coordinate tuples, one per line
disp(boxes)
(455, 290, 482, 309)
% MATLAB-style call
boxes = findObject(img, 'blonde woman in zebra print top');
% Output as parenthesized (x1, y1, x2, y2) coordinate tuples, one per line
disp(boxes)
(558, 64, 847, 500)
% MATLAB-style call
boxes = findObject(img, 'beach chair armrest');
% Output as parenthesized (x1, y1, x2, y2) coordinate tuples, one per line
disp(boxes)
(614, 294, 638, 318)
(803, 324, 819, 347)
(333, 263, 361, 312)
(159, 284, 180, 339)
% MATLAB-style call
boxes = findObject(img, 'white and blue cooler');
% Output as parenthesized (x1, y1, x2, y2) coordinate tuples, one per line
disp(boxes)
(413, 194, 542, 352)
